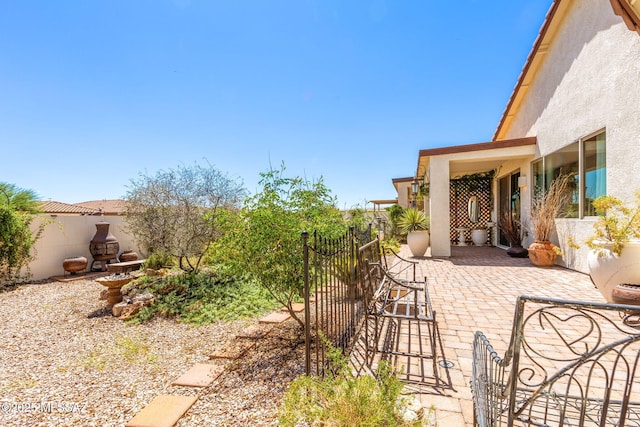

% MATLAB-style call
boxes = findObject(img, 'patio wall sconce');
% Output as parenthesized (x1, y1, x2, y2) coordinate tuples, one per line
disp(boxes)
(411, 178, 420, 207)
(518, 176, 528, 189)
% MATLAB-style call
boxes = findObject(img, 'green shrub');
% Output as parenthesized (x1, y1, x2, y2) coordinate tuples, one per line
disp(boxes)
(142, 250, 175, 270)
(381, 236, 401, 255)
(0, 182, 45, 285)
(235, 165, 347, 328)
(127, 270, 278, 324)
(278, 344, 422, 427)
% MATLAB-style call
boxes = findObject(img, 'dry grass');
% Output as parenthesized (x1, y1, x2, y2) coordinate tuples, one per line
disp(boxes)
(530, 174, 573, 241)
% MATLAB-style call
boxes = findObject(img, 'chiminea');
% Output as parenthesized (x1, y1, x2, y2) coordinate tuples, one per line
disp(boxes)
(89, 222, 120, 271)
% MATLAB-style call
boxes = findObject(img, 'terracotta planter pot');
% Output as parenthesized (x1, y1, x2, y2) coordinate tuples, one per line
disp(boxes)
(119, 250, 139, 262)
(528, 240, 557, 267)
(63, 256, 88, 274)
(612, 284, 640, 306)
(588, 240, 640, 303)
(407, 230, 430, 257)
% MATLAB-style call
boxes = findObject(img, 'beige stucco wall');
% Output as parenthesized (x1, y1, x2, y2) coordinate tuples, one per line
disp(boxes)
(395, 181, 412, 208)
(26, 215, 140, 281)
(502, 0, 640, 273)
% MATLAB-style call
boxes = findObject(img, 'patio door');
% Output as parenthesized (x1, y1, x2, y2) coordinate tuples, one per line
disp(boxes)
(498, 171, 521, 246)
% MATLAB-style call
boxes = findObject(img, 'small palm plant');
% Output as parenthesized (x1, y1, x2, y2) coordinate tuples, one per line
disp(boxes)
(397, 208, 429, 234)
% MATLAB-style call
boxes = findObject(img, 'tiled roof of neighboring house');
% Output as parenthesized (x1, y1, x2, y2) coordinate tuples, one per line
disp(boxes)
(40, 201, 101, 215)
(74, 199, 127, 215)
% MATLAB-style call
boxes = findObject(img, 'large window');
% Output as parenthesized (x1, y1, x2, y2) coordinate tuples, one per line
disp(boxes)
(584, 132, 607, 216)
(532, 131, 606, 218)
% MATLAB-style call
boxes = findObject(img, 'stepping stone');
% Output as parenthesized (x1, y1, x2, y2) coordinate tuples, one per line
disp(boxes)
(172, 363, 224, 387)
(235, 324, 273, 340)
(125, 394, 198, 427)
(259, 311, 291, 324)
(280, 302, 305, 313)
(209, 340, 256, 360)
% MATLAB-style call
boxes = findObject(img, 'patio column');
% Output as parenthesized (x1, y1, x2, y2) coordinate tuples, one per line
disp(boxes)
(429, 157, 451, 257)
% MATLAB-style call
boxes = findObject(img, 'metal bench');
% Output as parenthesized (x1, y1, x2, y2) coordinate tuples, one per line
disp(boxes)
(471, 295, 640, 427)
(106, 259, 145, 274)
(357, 239, 439, 384)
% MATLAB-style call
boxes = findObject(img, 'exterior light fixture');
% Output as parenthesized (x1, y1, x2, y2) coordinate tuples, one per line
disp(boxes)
(411, 178, 420, 207)
(518, 176, 528, 189)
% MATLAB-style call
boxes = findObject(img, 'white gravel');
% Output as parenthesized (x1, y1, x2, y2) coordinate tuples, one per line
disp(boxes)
(0, 279, 305, 426)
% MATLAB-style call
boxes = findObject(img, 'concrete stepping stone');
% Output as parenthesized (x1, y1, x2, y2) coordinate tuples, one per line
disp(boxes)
(280, 302, 305, 313)
(125, 394, 198, 427)
(209, 339, 256, 360)
(235, 324, 273, 340)
(258, 311, 291, 324)
(172, 363, 224, 387)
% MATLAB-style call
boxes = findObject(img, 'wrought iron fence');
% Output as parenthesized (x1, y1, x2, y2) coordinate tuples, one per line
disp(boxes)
(303, 224, 372, 376)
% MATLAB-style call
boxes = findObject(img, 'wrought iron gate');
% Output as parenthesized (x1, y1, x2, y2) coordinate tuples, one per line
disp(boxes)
(303, 225, 372, 376)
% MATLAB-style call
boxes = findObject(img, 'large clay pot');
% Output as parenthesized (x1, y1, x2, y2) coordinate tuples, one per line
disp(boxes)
(471, 229, 488, 246)
(588, 240, 640, 303)
(63, 256, 88, 274)
(528, 240, 557, 267)
(407, 230, 430, 257)
(119, 250, 139, 262)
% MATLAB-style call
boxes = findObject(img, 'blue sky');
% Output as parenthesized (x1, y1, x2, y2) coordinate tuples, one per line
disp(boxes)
(1, 1, 551, 210)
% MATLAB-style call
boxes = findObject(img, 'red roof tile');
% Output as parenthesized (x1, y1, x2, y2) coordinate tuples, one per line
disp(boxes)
(40, 201, 100, 215)
(74, 199, 127, 215)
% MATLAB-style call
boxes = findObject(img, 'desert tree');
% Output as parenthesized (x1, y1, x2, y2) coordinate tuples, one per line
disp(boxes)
(124, 162, 246, 273)
(237, 165, 345, 328)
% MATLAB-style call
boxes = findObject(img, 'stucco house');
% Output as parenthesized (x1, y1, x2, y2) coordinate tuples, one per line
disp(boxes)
(404, 0, 640, 274)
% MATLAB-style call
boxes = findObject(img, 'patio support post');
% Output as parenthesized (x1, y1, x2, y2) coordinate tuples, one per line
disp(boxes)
(429, 157, 451, 257)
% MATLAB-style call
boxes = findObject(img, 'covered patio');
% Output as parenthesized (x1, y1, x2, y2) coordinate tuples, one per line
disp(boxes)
(416, 137, 537, 258)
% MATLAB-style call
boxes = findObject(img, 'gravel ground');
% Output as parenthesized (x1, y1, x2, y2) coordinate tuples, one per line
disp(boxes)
(0, 279, 306, 426)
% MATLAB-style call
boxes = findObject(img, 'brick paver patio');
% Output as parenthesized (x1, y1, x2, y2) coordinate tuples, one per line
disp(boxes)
(368, 244, 605, 426)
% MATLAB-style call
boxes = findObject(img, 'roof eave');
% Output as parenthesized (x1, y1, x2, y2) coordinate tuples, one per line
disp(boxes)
(492, 0, 564, 141)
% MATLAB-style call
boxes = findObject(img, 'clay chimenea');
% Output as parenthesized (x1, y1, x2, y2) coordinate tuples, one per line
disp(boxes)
(89, 221, 119, 271)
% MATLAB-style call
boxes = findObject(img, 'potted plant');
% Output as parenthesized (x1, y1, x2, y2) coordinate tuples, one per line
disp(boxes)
(499, 212, 528, 258)
(398, 208, 430, 257)
(585, 192, 640, 302)
(528, 174, 573, 267)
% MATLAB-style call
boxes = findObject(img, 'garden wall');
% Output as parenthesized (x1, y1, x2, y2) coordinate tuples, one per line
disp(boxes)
(26, 215, 140, 281)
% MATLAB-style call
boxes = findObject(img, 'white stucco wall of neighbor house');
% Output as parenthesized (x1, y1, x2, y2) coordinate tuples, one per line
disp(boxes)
(396, 181, 411, 208)
(502, 0, 640, 273)
(25, 215, 140, 281)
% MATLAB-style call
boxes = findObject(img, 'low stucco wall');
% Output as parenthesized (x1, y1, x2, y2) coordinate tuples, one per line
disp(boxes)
(26, 215, 140, 281)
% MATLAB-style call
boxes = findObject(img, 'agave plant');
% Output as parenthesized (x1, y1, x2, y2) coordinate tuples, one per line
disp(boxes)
(397, 208, 429, 234)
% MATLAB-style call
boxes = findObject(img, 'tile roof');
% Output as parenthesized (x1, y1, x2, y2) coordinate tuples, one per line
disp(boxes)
(74, 199, 127, 215)
(40, 201, 101, 215)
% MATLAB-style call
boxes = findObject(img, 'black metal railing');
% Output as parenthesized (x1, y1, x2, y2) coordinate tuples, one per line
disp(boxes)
(303, 225, 372, 376)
